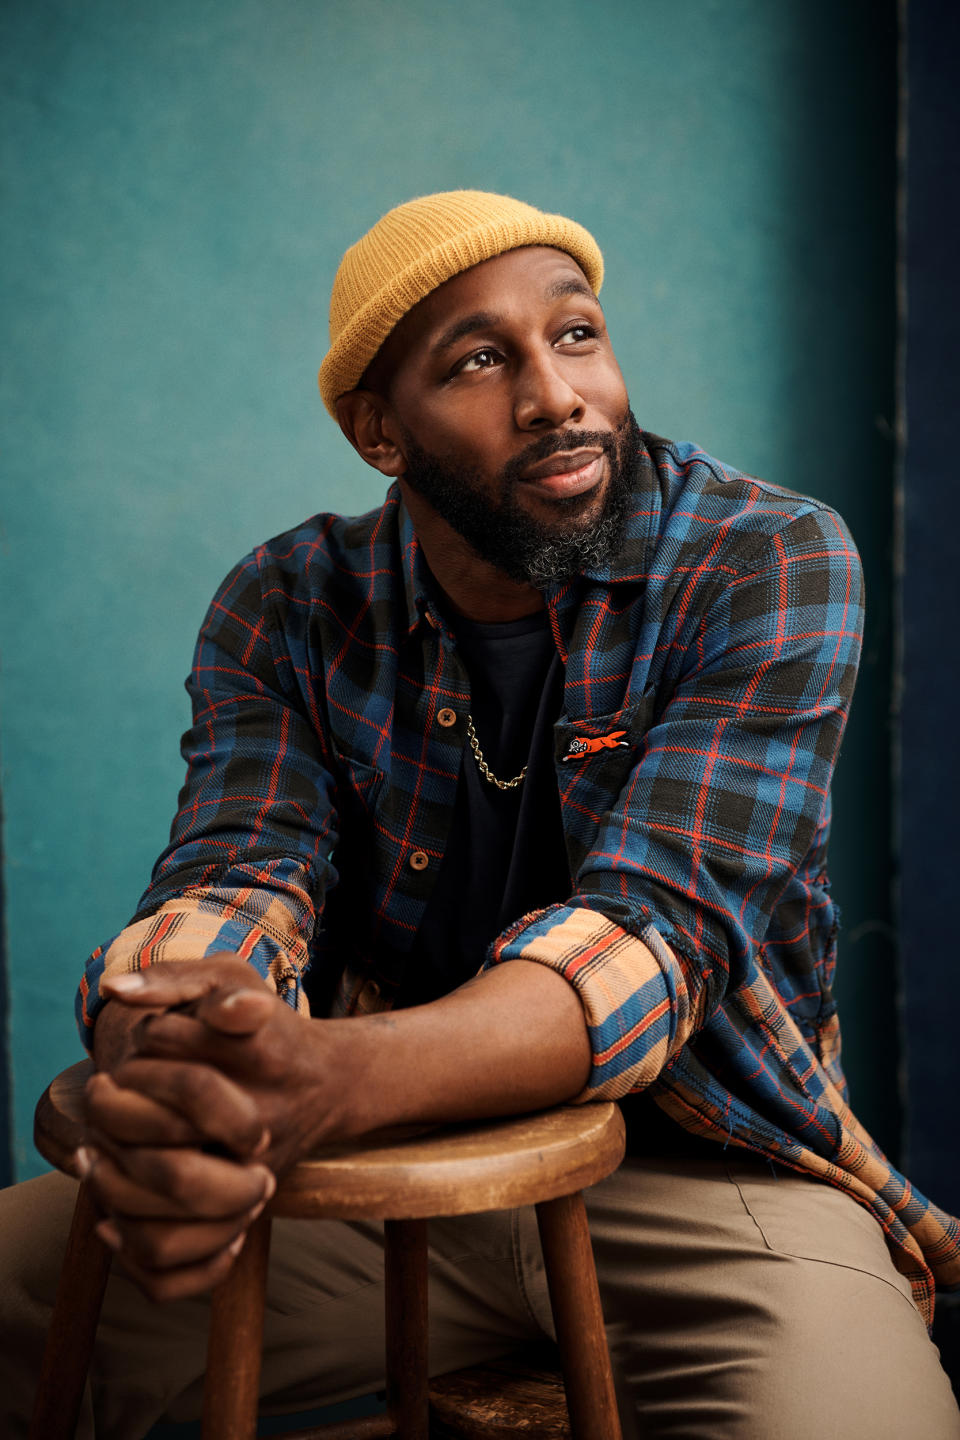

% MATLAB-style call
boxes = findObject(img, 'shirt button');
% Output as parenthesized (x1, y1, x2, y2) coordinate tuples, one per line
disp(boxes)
(437, 707, 457, 728)
(409, 850, 429, 872)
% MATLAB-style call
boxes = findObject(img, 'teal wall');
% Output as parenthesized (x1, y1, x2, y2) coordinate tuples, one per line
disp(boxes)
(1, 0, 897, 1179)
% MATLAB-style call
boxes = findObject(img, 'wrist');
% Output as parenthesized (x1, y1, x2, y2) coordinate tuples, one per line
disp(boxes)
(306, 1011, 412, 1143)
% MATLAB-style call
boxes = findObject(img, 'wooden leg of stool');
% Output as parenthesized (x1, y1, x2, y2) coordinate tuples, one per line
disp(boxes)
(535, 1193, 622, 1440)
(202, 1209, 273, 1440)
(384, 1217, 429, 1440)
(29, 1181, 112, 1440)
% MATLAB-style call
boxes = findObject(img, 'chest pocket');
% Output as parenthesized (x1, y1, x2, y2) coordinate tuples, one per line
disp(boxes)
(553, 691, 656, 875)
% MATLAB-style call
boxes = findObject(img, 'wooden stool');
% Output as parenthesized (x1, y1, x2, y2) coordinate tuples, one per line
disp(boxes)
(30, 1061, 626, 1440)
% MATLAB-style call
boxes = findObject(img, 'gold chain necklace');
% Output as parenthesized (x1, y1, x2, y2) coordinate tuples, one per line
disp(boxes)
(466, 714, 527, 790)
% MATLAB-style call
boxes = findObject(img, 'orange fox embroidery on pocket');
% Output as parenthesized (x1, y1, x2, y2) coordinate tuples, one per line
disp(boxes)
(561, 729, 629, 762)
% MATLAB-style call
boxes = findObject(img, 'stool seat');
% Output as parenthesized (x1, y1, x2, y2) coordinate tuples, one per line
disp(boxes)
(272, 1105, 625, 1220)
(31, 1059, 626, 1440)
(35, 1062, 624, 1222)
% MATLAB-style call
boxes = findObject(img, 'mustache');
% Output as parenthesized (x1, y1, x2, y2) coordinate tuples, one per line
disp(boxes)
(500, 427, 622, 486)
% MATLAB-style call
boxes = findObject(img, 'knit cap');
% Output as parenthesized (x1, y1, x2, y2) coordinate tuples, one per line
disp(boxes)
(318, 189, 604, 417)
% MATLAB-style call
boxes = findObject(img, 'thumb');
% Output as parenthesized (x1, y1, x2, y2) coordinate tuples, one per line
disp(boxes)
(197, 987, 278, 1036)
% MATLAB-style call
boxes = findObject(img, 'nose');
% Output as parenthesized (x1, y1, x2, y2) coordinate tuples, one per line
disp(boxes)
(513, 351, 586, 431)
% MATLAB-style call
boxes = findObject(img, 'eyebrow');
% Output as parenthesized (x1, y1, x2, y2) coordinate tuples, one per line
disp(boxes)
(430, 277, 601, 355)
(544, 276, 597, 303)
(432, 311, 500, 355)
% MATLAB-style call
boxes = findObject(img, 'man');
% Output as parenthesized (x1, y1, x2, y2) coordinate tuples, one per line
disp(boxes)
(2, 190, 959, 1437)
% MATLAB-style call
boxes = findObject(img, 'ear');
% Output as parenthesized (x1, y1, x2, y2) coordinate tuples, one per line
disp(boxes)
(335, 391, 407, 478)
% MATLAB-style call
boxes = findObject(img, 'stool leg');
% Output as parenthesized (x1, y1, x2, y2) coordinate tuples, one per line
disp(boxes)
(536, 1193, 623, 1440)
(384, 1217, 429, 1440)
(202, 1209, 273, 1440)
(29, 1181, 112, 1440)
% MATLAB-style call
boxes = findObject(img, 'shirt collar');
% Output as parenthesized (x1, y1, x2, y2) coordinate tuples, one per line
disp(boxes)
(396, 489, 449, 639)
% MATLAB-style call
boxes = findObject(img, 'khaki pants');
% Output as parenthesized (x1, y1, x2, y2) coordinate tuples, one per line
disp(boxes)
(1, 1152, 958, 1439)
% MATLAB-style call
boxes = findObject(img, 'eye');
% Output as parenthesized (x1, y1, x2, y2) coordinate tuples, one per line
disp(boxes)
(557, 324, 598, 346)
(453, 347, 502, 375)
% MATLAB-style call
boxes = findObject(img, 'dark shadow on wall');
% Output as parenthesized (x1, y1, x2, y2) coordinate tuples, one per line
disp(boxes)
(898, 0, 960, 1395)
(774, 0, 900, 1157)
(900, 0, 960, 1217)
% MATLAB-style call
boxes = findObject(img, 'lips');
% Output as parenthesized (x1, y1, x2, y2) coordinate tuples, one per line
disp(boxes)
(519, 448, 606, 499)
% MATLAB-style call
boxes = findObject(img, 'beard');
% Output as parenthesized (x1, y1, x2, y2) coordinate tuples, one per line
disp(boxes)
(400, 409, 643, 588)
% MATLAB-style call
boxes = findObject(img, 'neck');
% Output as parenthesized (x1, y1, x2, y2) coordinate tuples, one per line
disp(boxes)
(400, 482, 545, 622)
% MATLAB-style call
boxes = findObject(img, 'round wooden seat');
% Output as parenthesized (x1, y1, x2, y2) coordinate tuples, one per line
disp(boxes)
(271, 1104, 625, 1220)
(31, 1059, 626, 1440)
(35, 1062, 624, 1219)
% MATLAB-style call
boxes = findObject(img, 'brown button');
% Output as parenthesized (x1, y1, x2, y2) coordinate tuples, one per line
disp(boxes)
(409, 849, 429, 872)
(437, 707, 457, 728)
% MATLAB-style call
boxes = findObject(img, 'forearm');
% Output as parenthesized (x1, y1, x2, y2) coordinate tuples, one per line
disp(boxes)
(333, 960, 593, 1137)
(99, 955, 593, 1171)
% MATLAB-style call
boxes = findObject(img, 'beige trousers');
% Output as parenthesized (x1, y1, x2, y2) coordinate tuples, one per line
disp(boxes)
(1, 1152, 957, 1439)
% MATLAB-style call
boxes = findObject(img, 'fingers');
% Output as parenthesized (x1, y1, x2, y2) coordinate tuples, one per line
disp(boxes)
(92, 1059, 268, 1157)
(100, 955, 266, 1011)
(108, 1232, 251, 1304)
(195, 987, 278, 1036)
(97, 1201, 266, 1270)
(78, 1141, 275, 1302)
(77, 1140, 275, 1220)
(135, 996, 277, 1065)
(84, 1071, 203, 1148)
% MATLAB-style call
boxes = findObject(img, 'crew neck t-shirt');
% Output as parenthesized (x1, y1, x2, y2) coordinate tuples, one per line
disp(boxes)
(399, 608, 569, 1008)
(397, 606, 715, 1158)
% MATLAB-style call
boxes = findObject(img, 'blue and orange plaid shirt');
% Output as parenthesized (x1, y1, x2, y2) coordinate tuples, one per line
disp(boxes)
(79, 434, 960, 1324)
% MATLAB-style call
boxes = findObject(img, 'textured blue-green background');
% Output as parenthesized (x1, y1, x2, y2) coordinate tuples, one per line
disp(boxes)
(1, 0, 896, 1179)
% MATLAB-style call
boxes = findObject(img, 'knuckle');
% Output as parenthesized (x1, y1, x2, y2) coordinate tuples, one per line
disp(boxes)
(192, 1066, 225, 1107)
(179, 1064, 228, 1121)
(170, 1065, 205, 1108)
(149, 1150, 193, 1207)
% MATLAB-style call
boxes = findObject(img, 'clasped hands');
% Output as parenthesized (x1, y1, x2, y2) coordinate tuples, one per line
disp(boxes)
(81, 957, 333, 1302)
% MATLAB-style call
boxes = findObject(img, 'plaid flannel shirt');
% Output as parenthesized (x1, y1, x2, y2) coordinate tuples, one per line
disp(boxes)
(79, 434, 960, 1324)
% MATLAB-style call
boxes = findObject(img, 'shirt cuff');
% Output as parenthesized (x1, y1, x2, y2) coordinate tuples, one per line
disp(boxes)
(486, 902, 709, 1101)
(77, 872, 314, 1049)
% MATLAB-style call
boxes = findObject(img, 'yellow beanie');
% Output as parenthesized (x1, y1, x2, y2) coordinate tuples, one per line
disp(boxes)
(318, 189, 604, 418)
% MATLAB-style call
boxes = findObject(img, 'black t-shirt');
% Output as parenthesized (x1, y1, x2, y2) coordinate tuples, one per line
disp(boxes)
(399, 609, 568, 1007)
(397, 606, 716, 1159)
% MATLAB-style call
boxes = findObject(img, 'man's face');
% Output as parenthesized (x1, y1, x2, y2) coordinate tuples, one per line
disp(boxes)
(368, 246, 638, 586)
